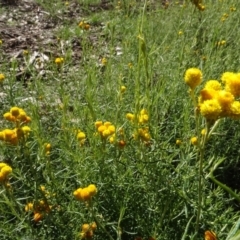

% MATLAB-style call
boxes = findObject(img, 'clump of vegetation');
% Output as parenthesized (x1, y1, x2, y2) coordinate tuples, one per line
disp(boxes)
(0, 0, 240, 239)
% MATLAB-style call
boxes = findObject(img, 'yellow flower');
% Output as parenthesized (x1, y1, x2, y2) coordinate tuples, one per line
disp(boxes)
(229, 101, 240, 119)
(0, 39, 2, 45)
(84, 24, 90, 30)
(176, 139, 182, 145)
(190, 137, 198, 145)
(204, 80, 222, 91)
(201, 129, 206, 135)
(178, 31, 183, 35)
(55, 57, 64, 65)
(200, 99, 222, 120)
(97, 125, 107, 134)
(3, 112, 15, 122)
(0, 163, 12, 182)
(73, 184, 97, 201)
(126, 113, 135, 121)
(204, 230, 217, 240)
(77, 131, 86, 141)
(198, 88, 218, 104)
(95, 121, 103, 128)
(120, 85, 126, 93)
(217, 90, 234, 113)
(87, 184, 97, 197)
(0, 73, 5, 82)
(79, 21, 90, 30)
(33, 212, 43, 223)
(25, 202, 34, 212)
(197, 4, 205, 11)
(44, 143, 51, 152)
(222, 72, 240, 98)
(82, 223, 90, 232)
(221, 40, 226, 45)
(230, 7, 236, 11)
(10, 107, 20, 117)
(91, 222, 97, 231)
(101, 57, 107, 66)
(184, 68, 202, 90)
(23, 50, 29, 55)
(21, 126, 31, 135)
(128, 62, 133, 68)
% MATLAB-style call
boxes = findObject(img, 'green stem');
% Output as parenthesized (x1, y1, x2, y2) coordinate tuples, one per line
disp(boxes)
(93, 216, 114, 240)
(195, 121, 209, 232)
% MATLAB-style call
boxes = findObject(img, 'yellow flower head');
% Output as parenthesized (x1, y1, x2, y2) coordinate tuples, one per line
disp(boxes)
(120, 85, 126, 93)
(184, 68, 202, 90)
(199, 88, 218, 104)
(216, 90, 234, 112)
(229, 101, 240, 119)
(197, 4, 205, 11)
(126, 113, 135, 121)
(222, 72, 240, 98)
(204, 230, 217, 240)
(190, 137, 198, 146)
(25, 202, 34, 212)
(95, 121, 103, 128)
(201, 129, 206, 135)
(21, 126, 31, 136)
(10, 107, 20, 117)
(200, 99, 222, 120)
(0, 163, 12, 182)
(3, 112, 15, 122)
(55, 57, 64, 65)
(82, 223, 90, 232)
(101, 57, 107, 66)
(176, 139, 182, 145)
(87, 184, 97, 197)
(0, 73, 5, 82)
(44, 143, 51, 152)
(204, 80, 222, 91)
(33, 212, 43, 223)
(77, 131, 86, 141)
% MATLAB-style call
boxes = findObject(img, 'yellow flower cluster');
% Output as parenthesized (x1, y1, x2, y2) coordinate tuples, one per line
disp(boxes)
(25, 199, 52, 223)
(190, 0, 205, 11)
(25, 186, 53, 223)
(198, 72, 240, 120)
(216, 40, 226, 47)
(44, 143, 51, 156)
(95, 121, 115, 139)
(126, 109, 151, 144)
(80, 222, 97, 239)
(73, 184, 97, 201)
(0, 163, 12, 182)
(0, 107, 31, 145)
(126, 109, 149, 124)
(3, 107, 31, 124)
(79, 21, 90, 30)
(221, 13, 228, 22)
